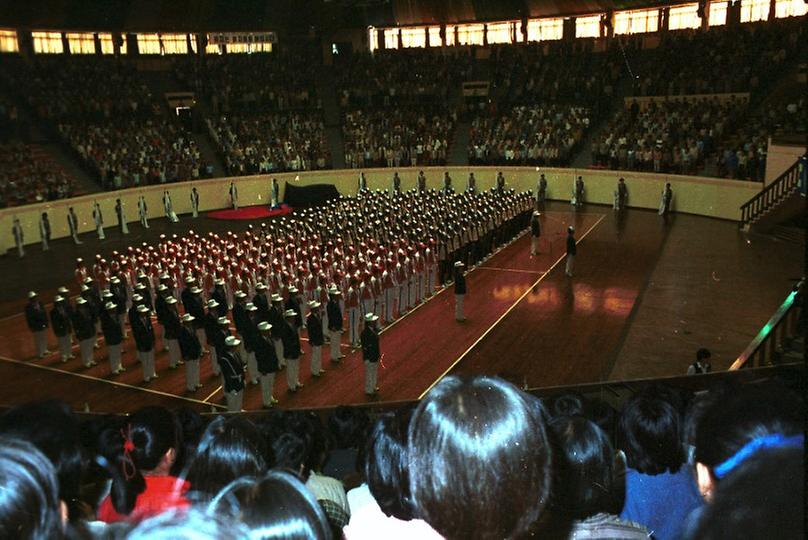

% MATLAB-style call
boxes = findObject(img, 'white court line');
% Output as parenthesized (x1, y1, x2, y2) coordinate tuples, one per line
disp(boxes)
(418, 214, 606, 399)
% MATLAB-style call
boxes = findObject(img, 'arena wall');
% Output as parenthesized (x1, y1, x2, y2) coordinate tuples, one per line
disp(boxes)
(0, 167, 761, 253)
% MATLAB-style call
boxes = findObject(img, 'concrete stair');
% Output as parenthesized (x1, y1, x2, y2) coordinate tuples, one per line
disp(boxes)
(448, 121, 470, 166)
(314, 64, 345, 169)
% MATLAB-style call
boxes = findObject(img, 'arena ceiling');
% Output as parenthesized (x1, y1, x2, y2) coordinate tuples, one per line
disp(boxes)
(0, 0, 676, 32)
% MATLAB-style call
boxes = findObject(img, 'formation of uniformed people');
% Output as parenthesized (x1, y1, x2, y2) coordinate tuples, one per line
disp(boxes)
(23, 184, 534, 411)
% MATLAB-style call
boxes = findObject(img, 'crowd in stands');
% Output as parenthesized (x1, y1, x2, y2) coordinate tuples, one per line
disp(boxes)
(0, 143, 74, 207)
(335, 49, 473, 109)
(0, 372, 803, 539)
(59, 119, 211, 189)
(592, 97, 747, 175)
(630, 19, 807, 97)
(468, 104, 590, 166)
(208, 111, 330, 174)
(173, 52, 320, 114)
(0, 55, 206, 189)
(343, 107, 454, 168)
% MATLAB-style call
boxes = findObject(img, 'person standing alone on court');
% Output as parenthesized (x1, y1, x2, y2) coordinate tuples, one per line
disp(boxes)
(530, 211, 542, 256)
(565, 226, 576, 277)
(25, 291, 50, 359)
(454, 261, 466, 322)
(361, 313, 381, 397)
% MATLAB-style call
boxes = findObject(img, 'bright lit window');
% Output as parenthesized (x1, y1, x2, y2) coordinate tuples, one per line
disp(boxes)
(668, 3, 702, 30)
(0, 29, 18, 53)
(401, 26, 427, 48)
(614, 8, 660, 35)
(160, 34, 188, 54)
(32, 31, 64, 54)
(708, 1, 728, 25)
(384, 28, 399, 49)
(456, 23, 484, 46)
(774, 0, 808, 17)
(227, 42, 272, 53)
(100, 34, 127, 55)
(137, 33, 161, 54)
(486, 21, 515, 44)
(575, 15, 601, 38)
(66, 32, 95, 54)
(741, 0, 771, 21)
(368, 27, 379, 52)
(526, 18, 563, 41)
(206, 41, 222, 54)
(427, 26, 442, 47)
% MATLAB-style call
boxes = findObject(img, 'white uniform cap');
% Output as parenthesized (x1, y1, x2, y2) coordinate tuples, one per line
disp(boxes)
(77, 297, 87, 305)
(27, 291, 37, 299)
(257, 321, 272, 332)
(105, 302, 117, 310)
(207, 299, 220, 308)
(54, 295, 64, 302)
(190, 287, 202, 294)
(271, 294, 283, 302)
(225, 336, 241, 347)
(308, 300, 321, 309)
(454, 261, 465, 267)
(217, 316, 229, 325)
(157, 284, 169, 292)
(284, 309, 297, 317)
(235, 291, 247, 299)
(165, 297, 177, 305)
(256, 282, 267, 290)
(364, 313, 379, 322)
(245, 303, 257, 312)
(182, 313, 195, 323)
(136, 305, 149, 313)
(287, 286, 299, 294)
(57, 286, 69, 294)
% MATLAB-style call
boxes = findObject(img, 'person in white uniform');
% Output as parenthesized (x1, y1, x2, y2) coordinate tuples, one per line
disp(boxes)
(92, 201, 105, 240)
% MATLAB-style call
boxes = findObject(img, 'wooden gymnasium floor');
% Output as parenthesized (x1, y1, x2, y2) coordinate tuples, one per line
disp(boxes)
(0, 202, 801, 413)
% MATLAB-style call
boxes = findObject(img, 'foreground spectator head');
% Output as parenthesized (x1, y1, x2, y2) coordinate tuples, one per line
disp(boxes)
(0, 437, 64, 540)
(548, 416, 620, 520)
(365, 409, 414, 520)
(97, 406, 181, 516)
(408, 375, 551, 540)
(684, 447, 804, 540)
(618, 390, 685, 475)
(186, 416, 267, 502)
(0, 401, 83, 520)
(122, 508, 248, 540)
(208, 470, 332, 540)
(693, 383, 803, 501)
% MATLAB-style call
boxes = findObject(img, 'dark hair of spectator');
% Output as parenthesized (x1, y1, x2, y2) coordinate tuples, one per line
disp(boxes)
(408, 375, 552, 540)
(683, 448, 804, 540)
(696, 348, 712, 361)
(617, 393, 685, 475)
(365, 410, 414, 521)
(186, 416, 267, 502)
(209, 470, 332, 540)
(171, 407, 206, 476)
(0, 437, 64, 540)
(548, 416, 620, 520)
(122, 508, 249, 540)
(694, 384, 803, 475)
(97, 406, 180, 515)
(0, 401, 83, 520)
(551, 393, 585, 418)
(327, 406, 369, 449)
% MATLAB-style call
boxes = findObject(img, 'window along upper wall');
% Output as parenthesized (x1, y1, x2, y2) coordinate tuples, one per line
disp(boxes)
(32, 31, 64, 54)
(668, 3, 702, 30)
(575, 15, 601, 38)
(0, 29, 18, 53)
(614, 8, 660, 35)
(526, 18, 563, 41)
(66, 32, 95, 54)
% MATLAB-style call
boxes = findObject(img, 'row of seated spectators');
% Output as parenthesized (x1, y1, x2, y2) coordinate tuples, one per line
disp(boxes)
(468, 103, 590, 166)
(486, 38, 626, 113)
(208, 112, 330, 175)
(0, 373, 803, 539)
(343, 107, 454, 169)
(0, 55, 205, 190)
(58, 119, 212, 189)
(334, 48, 473, 109)
(0, 142, 74, 208)
(713, 95, 806, 181)
(173, 51, 321, 114)
(630, 18, 807, 97)
(592, 97, 747, 176)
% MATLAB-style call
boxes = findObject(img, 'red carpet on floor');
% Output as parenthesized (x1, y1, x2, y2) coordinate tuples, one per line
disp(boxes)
(207, 204, 293, 221)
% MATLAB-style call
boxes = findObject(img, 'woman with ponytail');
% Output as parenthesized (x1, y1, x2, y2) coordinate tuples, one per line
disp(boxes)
(96, 406, 190, 523)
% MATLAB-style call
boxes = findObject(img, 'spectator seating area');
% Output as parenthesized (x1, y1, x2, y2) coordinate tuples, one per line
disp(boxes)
(175, 52, 331, 174)
(0, 142, 74, 207)
(342, 106, 454, 169)
(591, 97, 747, 176)
(0, 55, 204, 189)
(0, 371, 803, 538)
(468, 104, 590, 166)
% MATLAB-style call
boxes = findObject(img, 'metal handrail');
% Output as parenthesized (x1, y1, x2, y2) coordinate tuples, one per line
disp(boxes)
(739, 157, 803, 226)
(731, 280, 804, 370)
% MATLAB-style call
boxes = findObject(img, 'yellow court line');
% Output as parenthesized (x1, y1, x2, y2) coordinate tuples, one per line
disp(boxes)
(203, 385, 223, 403)
(0, 354, 227, 410)
(476, 266, 544, 275)
(418, 214, 606, 399)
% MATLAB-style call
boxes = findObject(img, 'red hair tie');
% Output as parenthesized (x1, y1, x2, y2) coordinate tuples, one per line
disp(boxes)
(120, 424, 137, 480)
